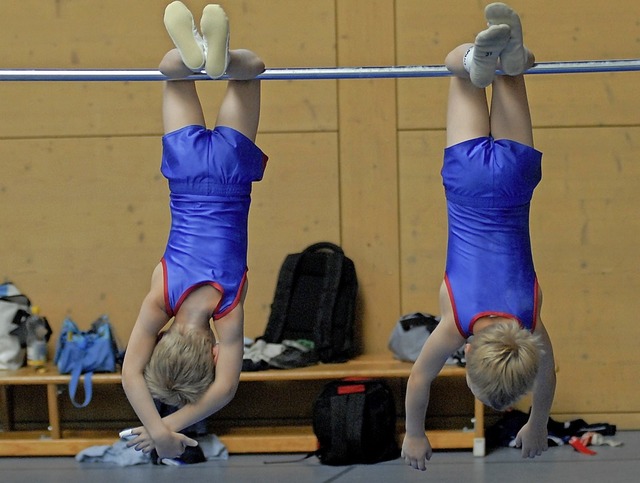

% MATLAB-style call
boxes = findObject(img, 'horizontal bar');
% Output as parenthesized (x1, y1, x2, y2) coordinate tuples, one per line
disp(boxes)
(0, 59, 639, 82)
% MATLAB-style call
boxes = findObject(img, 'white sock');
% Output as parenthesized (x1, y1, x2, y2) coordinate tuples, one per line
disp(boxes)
(462, 47, 474, 74)
(485, 2, 528, 75)
(469, 24, 511, 88)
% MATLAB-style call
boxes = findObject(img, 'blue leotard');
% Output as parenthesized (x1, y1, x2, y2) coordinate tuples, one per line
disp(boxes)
(442, 137, 542, 338)
(160, 125, 267, 319)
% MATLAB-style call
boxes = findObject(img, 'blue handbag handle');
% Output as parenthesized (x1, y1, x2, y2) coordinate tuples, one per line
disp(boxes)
(68, 365, 93, 408)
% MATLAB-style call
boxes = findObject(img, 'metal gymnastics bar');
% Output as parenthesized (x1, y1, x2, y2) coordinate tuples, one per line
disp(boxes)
(1, 59, 639, 82)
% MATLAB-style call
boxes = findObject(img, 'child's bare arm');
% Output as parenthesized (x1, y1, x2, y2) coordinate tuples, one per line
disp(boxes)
(121, 293, 166, 437)
(402, 319, 466, 471)
(515, 319, 556, 458)
(121, 266, 199, 458)
(161, 308, 244, 432)
(122, 284, 199, 457)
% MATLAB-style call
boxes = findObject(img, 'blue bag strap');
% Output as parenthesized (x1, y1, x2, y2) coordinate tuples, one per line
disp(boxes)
(68, 365, 93, 408)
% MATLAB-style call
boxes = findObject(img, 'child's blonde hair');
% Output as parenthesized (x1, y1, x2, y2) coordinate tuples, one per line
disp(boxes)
(144, 328, 215, 407)
(466, 321, 541, 411)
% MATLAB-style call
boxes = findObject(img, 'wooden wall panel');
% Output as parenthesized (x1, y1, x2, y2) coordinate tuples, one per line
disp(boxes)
(337, 0, 400, 355)
(0, 136, 166, 333)
(399, 72, 640, 131)
(245, 132, 341, 339)
(398, 74, 640, 131)
(528, 127, 640, 420)
(398, 130, 448, 314)
(396, 0, 640, 66)
(0, 83, 164, 138)
(1, 1, 166, 69)
(0, 81, 337, 137)
(396, 0, 640, 130)
(0, 0, 338, 69)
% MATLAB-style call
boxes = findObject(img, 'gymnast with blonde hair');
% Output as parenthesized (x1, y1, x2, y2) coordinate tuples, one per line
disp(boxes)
(402, 3, 556, 471)
(121, 1, 267, 460)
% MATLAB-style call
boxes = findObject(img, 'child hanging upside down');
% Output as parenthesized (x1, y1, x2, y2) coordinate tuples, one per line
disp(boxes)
(121, 1, 267, 460)
(402, 3, 556, 471)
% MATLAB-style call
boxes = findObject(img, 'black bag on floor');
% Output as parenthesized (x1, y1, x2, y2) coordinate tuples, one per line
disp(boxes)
(312, 378, 400, 465)
(261, 242, 358, 363)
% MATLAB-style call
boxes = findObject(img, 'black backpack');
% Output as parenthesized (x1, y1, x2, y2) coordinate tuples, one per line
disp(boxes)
(261, 242, 358, 363)
(312, 378, 400, 465)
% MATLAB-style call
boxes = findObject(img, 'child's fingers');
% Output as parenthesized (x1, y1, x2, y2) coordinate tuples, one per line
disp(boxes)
(181, 434, 199, 447)
(514, 434, 522, 448)
(120, 428, 140, 447)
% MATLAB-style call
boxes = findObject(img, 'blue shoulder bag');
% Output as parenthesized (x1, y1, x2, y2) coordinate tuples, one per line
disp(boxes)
(54, 315, 118, 408)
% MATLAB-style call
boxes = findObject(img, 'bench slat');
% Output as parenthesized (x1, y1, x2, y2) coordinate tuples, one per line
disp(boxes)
(0, 355, 466, 384)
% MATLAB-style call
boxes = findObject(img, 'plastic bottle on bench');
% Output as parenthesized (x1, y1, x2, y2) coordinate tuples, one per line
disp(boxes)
(26, 306, 48, 368)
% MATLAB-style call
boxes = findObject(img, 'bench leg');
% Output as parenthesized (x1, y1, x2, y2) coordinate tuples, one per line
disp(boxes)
(472, 397, 485, 457)
(47, 384, 61, 439)
(0, 385, 15, 431)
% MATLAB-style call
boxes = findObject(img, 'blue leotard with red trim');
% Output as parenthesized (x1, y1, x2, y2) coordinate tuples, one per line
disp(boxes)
(160, 125, 267, 319)
(442, 137, 542, 338)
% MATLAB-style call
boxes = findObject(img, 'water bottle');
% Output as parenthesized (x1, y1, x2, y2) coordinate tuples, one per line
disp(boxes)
(26, 306, 48, 367)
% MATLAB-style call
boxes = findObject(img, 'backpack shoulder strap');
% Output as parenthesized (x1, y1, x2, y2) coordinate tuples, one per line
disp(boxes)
(343, 393, 367, 460)
(312, 251, 345, 349)
(327, 390, 366, 463)
(303, 242, 345, 321)
(328, 393, 349, 461)
(262, 252, 303, 343)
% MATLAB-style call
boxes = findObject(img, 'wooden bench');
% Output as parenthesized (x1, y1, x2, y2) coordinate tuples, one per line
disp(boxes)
(0, 355, 485, 457)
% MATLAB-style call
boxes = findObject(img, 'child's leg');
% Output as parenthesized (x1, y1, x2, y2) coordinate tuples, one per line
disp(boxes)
(485, 3, 535, 147)
(444, 44, 490, 147)
(489, 74, 534, 147)
(214, 50, 265, 142)
(183, 4, 263, 141)
(215, 79, 261, 142)
(159, 50, 205, 135)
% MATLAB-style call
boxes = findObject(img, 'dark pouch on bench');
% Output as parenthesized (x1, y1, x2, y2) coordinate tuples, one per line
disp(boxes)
(54, 315, 118, 408)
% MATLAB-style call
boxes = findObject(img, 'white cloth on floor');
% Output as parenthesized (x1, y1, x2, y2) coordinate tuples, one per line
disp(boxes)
(75, 439, 149, 466)
(76, 434, 228, 466)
